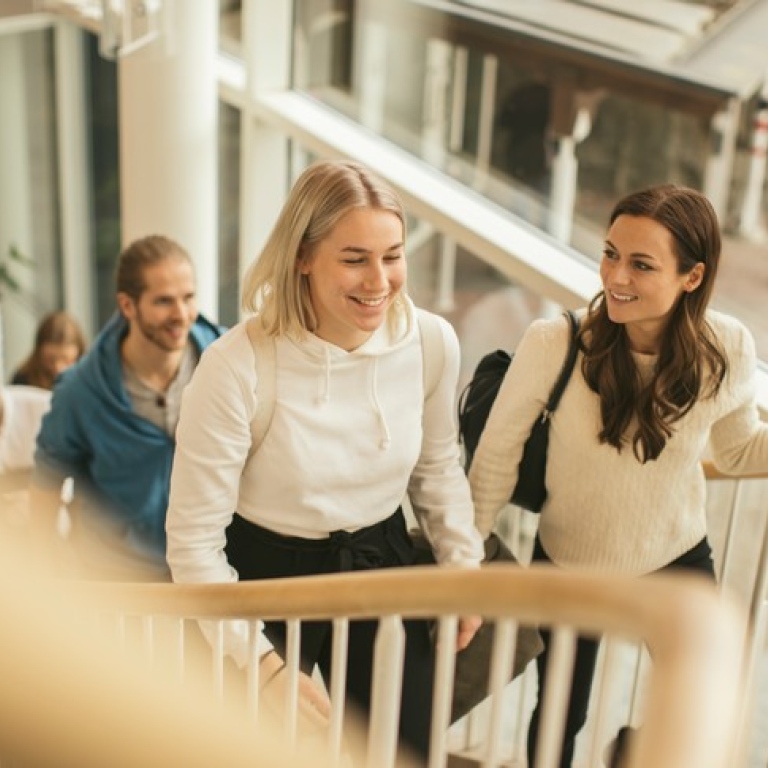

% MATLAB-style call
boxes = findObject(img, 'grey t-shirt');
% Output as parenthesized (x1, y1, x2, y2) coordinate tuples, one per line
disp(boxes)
(123, 343, 198, 436)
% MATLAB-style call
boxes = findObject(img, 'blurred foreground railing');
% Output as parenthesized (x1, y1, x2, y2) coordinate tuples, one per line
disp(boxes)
(6, 565, 743, 768)
(1, 464, 764, 768)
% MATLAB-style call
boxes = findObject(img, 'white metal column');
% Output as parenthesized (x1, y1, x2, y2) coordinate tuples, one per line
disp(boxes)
(54, 20, 95, 339)
(549, 108, 591, 246)
(118, 0, 219, 319)
(355, 16, 387, 133)
(738, 94, 768, 242)
(238, 0, 294, 316)
(0, 30, 36, 379)
(703, 98, 741, 223)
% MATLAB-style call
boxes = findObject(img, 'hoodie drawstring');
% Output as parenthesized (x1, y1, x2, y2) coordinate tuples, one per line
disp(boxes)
(316, 345, 331, 404)
(313, 345, 391, 451)
(369, 358, 391, 450)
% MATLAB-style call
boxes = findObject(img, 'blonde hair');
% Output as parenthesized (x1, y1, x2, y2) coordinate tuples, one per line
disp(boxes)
(241, 160, 408, 337)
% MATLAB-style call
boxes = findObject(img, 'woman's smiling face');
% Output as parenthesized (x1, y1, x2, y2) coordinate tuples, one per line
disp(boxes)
(600, 214, 704, 353)
(299, 207, 406, 351)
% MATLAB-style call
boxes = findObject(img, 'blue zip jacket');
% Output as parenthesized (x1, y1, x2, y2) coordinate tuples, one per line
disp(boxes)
(33, 312, 222, 562)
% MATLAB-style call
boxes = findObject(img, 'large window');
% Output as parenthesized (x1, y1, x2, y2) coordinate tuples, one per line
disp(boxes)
(288, 0, 768, 362)
(84, 33, 121, 328)
(0, 26, 62, 380)
(218, 102, 241, 328)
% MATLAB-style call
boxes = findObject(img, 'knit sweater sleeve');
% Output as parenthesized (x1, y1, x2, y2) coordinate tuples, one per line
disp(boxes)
(708, 313, 768, 474)
(407, 313, 484, 567)
(469, 316, 571, 538)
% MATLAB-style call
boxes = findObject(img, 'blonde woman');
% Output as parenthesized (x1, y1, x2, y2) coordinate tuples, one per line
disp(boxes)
(166, 160, 483, 760)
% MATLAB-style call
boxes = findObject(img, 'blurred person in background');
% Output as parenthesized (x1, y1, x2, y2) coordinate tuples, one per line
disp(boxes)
(30, 235, 222, 579)
(11, 310, 87, 390)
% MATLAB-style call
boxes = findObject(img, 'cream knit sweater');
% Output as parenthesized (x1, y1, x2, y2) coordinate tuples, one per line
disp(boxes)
(469, 310, 768, 576)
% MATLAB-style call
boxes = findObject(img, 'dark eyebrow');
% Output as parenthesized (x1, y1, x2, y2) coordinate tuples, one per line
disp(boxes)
(604, 239, 656, 262)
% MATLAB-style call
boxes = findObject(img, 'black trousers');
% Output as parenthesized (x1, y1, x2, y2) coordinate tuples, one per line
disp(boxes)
(224, 508, 435, 761)
(526, 536, 716, 768)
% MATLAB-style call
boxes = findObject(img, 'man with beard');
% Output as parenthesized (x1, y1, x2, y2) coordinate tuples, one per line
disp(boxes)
(30, 235, 222, 579)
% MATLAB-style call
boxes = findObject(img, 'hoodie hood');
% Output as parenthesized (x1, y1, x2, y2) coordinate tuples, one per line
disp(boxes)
(68, 311, 223, 423)
(36, 311, 223, 556)
(289, 296, 419, 451)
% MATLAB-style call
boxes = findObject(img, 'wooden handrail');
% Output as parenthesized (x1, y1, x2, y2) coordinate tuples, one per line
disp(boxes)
(72, 565, 736, 636)
(1, 523, 749, 768)
(68, 566, 746, 768)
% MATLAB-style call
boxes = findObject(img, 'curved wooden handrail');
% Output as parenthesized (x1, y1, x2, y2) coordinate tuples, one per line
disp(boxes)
(69, 566, 745, 768)
(72, 565, 735, 639)
(0, 532, 748, 768)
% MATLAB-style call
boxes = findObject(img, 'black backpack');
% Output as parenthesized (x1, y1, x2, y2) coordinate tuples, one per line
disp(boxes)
(457, 310, 580, 511)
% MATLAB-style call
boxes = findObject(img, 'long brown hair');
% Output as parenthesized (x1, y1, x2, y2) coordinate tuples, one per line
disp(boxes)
(580, 184, 728, 462)
(13, 311, 87, 390)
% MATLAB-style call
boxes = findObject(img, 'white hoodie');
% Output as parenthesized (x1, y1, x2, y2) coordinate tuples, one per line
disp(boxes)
(167, 296, 482, 586)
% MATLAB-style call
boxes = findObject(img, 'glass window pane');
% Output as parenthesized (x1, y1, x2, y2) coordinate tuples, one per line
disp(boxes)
(220, 0, 242, 55)
(0, 27, 62, 380)
(291, 0, 768, 362)
(83, 33, 121, 329)
(218, 102, 241, 328)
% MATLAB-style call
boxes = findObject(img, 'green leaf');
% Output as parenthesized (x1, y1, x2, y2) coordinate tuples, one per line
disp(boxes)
(7, 244, 34, 266)
(0, 264, 21, 292)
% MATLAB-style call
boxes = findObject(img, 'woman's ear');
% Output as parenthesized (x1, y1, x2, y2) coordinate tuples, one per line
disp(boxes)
(297, 245, 312, 275)
(684, 263, 705, 292)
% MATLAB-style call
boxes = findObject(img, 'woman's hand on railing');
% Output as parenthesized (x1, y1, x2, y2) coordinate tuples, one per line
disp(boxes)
(457, 615, 482, 650)
(259, 649, 332, 723)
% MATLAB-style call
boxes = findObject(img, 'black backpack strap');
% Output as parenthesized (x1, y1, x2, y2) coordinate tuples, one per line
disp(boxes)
(542, 310, 580, 419)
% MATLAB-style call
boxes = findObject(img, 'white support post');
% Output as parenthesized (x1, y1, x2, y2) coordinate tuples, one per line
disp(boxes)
(549, 135, 578, 245)
(435, 236, 457, 312)
(118, 0, 219, 319)
(422, 38, 452, 169)
(429, 45, 471, 313)
(429, 617, 457, 768)
(703, 98, 741, 223)
(448, 46, 469, 156)
(367, 615, 406, 768)
(238, 0, 293, 314)
(473, 53, 498, 185)
(535, 626, 577, 768)
(738, 96, 768, 242)
(356, 18, 387, 133)
(0, 31, 36, 379)
(54, 20, 95, 339)
(549, 107, 591, 247)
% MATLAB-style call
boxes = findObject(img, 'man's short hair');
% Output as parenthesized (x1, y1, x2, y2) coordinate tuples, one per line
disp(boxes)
(115, 235, 192, 301)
